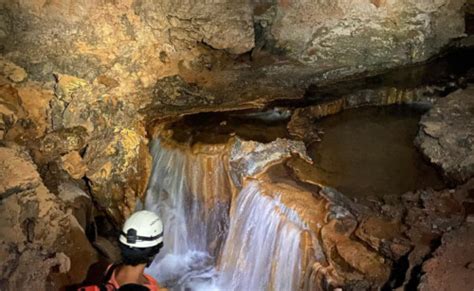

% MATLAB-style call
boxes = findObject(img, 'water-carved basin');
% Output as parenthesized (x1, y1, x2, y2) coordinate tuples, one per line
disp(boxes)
(306, 105, 446, 200)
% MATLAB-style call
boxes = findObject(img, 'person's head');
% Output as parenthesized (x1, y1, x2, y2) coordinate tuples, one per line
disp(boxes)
(118, 210, 164, 267)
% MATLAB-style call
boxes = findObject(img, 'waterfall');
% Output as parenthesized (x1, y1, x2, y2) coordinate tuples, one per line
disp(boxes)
(144, 139, 307, 290)
(144, 140, 231, 287)
(217, 181, 306, 291)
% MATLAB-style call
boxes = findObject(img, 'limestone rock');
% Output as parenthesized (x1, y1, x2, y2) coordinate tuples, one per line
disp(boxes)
(51, 74, 97, 133)
(0, 82, 25, 140)
(84, 127, 152, 225)
(0, 58, 27, 83)
(394, 184, 469, 288)
(51, 74, 139, 134)
(134, 0, 255, 54)
(0, 145, 40, 200)
(416, 87, 474, 183)
(1, 0, 463, 108)
(25, 127, 90, 192)
(60, 151, 87, 180)
(0, 145, 97, 290)
(403, 188, 465, 234)
(152, 75, 216, 107)
(15, 83, 54, 139)
(57, 182, 93, 232)
(355, 217, 411, 260)
(34, 127, 89, 164)
(320, 219, 391, 288)
(0, 71, 53, 143)
(270, 0, 465, 67)
(229, 137, 312, 186)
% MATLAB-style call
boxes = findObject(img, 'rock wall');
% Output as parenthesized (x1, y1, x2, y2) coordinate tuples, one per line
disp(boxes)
(0, 0, 467, 94)
(0, 144, 97, 290)
(0, 2, 468, 222)
(1, 58, 151, 226)
(269, 0, 465, 66)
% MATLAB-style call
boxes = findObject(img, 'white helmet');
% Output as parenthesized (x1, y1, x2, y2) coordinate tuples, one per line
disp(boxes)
(119, 210, 164, 248)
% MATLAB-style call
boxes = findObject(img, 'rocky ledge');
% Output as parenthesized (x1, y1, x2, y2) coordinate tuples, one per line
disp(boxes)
(416, 86, 474, 183)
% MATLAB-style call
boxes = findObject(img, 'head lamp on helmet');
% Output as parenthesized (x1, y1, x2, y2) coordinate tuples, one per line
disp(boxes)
(119, 210, 164, 249)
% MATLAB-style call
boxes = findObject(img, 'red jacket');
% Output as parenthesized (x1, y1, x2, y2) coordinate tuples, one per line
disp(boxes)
(78, 264, 160, 291)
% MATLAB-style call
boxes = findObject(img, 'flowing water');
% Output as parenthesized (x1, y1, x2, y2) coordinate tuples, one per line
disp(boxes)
(144, 140, 231, 288)
(144, 139, 307, 290)
(143, 105, 447, 290)
(139, 49, 474, 290)
(218, 181, 306, 291)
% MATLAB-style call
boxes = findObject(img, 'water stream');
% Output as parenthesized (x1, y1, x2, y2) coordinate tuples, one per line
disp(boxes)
(144, 140, 230, 288)
(218, 181, 306, 291)
(144, 139, 307, 290)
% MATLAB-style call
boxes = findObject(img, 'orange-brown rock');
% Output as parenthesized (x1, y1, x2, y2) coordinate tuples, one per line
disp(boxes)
(0, 58, 27, 83)
(0, 66, 53, 144)
(34, 126, 89, 164)
(84, 127, 151, 225)
(356, 217, 411, 260)
(0, 145, 97, 290)
(420, 224, 474, 291)
(0, 81, 26, 141)
(60, 151, 87, 180)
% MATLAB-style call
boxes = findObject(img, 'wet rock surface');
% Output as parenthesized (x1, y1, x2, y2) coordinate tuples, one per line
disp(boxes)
(0, 144, 97, 290)
(151, 99, 474, 290)
(416, 86, 474, 183)
(229, 137, 311, 187)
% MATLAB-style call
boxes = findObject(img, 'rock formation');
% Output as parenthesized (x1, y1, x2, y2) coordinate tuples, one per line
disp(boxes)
(269, 0, 464, 66)
(148, 118, 473, 290)
(416, 86, 474, 184)
(0, 144, 97, 290)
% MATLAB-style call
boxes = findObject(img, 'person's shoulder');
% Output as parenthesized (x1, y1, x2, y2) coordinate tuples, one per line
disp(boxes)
(144, 274, 163, 290)
(144, 274, 158, 285)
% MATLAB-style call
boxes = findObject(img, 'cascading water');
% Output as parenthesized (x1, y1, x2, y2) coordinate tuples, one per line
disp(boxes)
(218, 181, 306, 291)
(144, 139, 231, 288)
(144, 138, 308, 290)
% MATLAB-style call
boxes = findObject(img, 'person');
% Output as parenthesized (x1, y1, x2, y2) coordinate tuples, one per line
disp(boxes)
(79, 210, 164, 291)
